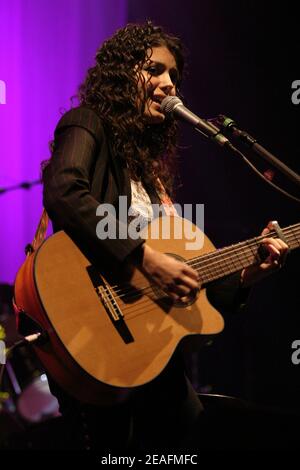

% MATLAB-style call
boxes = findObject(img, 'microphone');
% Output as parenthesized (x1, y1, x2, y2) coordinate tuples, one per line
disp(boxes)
(160, 96, 232, 148)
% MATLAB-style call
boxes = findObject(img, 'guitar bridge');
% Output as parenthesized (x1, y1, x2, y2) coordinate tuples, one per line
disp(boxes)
(86, 265, 134, 344)
(96, 284, 123, 322)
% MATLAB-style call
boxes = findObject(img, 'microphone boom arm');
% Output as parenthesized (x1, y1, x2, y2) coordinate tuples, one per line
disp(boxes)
(215, 115, 300, 188)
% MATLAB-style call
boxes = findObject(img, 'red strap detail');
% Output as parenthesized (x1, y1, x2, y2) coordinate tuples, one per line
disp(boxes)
(12, 297, 23, 329)
(31, 208, 49, 252)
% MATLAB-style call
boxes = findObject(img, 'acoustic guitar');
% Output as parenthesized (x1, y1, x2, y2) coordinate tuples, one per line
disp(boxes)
(14, 215, 299, 405)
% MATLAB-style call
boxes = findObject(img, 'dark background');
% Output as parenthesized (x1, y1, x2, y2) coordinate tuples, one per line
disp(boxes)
(1, 0, 299, 451)
(129, 0, 300, 411)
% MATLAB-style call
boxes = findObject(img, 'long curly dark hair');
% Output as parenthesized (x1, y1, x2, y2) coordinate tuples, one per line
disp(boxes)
(78, 21, 185, 196)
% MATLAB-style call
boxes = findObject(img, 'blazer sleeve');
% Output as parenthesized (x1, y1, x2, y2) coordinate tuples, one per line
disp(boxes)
(43, 108, 144, 264)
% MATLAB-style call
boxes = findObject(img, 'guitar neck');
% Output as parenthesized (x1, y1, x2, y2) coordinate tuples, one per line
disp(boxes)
(190, 222, 300, 284)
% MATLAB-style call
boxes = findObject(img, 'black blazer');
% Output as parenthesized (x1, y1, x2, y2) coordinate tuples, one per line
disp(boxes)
(43, 107, 150, 266)
(43, 106, 248, 314)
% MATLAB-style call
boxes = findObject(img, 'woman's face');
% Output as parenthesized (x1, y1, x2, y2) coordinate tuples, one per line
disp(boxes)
(138, 46, 179, 124)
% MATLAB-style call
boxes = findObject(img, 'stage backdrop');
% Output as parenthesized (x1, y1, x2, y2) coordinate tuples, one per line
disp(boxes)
(0, 0, 127, 283)
(0, 0, 299, 413)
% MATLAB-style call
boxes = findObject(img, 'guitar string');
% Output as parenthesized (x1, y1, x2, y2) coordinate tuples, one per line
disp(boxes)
(117, 228, 300, 321)
(100, 229, 299, 317)
(189, 224, 300, 268)
(102, 229, 299, 306)
(123, 303, 172, 323)
(116, 232, 265, 294)
(104, 225, 299, 296)
(102, 237, 299, 322)
(98, 230, 299, 320)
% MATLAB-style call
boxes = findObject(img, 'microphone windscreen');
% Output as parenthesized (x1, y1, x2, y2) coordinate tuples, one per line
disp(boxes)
(160, 96, 183, 114)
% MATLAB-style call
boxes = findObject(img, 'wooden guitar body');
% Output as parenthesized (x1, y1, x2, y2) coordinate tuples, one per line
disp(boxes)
(14, 214, 299, 405)
(14, 216, 223, 405)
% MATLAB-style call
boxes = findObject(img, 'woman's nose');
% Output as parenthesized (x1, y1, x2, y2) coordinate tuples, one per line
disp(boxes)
(159, 79, 175, 95)
(160, 75, 175, 94)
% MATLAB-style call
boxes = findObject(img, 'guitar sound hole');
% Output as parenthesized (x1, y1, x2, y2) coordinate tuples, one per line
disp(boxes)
(172, 290, 198, 308)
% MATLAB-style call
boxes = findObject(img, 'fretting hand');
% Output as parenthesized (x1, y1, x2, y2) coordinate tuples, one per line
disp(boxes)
(240, 223, 289, 288)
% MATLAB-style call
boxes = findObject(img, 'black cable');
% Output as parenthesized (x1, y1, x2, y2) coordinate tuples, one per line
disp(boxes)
(0, 332, 47, 392)
(227, 144, 300, 204)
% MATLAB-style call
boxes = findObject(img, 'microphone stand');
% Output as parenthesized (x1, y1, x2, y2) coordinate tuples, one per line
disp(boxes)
(244, 141, 300, 187)
(212, 116, 300, 188)
(0, 179, 41, 195)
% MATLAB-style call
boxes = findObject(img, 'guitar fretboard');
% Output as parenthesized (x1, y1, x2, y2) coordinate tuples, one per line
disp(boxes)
(188, 222, 300, 284)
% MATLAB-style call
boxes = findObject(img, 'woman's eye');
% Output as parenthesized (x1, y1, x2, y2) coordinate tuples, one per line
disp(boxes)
(146, 66, 158, 75)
